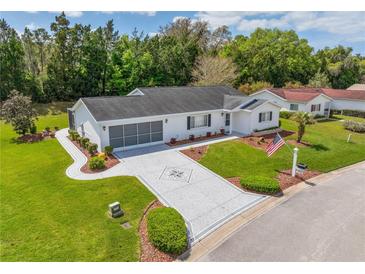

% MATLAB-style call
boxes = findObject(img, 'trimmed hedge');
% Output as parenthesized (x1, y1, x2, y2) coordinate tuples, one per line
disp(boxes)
(343, 120, 365, 133)
(103, 145, 113, 155)
(147, 207, 188, 254)
(88, 156, 105, 170)
(240, 175, 280, 194)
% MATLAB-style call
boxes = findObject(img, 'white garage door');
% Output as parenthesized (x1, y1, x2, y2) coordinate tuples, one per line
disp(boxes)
(109, 121, 163, 149)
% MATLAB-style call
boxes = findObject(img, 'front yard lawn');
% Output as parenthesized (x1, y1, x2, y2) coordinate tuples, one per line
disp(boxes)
(0, 113, 155, 261)
(200, 116, 365, 186)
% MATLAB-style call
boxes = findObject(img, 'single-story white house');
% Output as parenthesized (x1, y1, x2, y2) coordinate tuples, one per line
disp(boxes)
(249, 88, 365, 115)
(68, 86, 281, 152)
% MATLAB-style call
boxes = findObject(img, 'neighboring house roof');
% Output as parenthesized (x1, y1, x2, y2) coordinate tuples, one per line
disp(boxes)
(80, 86, 252, 122)
(347, 84, 365, 91)
(261, 88, 365, 102)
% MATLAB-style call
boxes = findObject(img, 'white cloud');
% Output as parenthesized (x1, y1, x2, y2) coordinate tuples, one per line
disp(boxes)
(194, 11, 365, 44)
(148, 32, 159, 37)
(49, 11, 83, 18)
(128, 11, 156, 16)
(172, 16, 188, 23)
(25, 22, 39, 31)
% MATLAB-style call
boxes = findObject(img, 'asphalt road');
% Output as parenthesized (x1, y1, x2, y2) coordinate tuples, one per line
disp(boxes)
(199, 162, 365, 262)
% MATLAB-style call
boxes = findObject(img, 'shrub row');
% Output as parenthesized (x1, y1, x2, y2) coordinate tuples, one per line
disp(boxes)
(343, 120, 365, 133)
(147, 207, 188, 255)
(240, 175, 281, 194)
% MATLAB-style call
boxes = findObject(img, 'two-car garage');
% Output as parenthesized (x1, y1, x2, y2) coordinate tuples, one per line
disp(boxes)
(109, 121, 163, 150)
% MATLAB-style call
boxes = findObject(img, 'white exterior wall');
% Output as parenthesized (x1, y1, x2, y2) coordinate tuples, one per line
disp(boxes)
(231, 111, 252, 135)
(250, 103, 280, 132)
(331, 99, 365, 111)
(98, 110, 227, 151)
(73, 102, 102, 150)
(231, 103, 280, 134)
(304, 95, 332, 115)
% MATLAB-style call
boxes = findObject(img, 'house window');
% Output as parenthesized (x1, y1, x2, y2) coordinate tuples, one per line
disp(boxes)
(311, 104, 321, 112)
(225, 113, 230, 126)
(259, 111, 273, 123)
(190, 114, 209, 129)
(290, 104, 299, 111)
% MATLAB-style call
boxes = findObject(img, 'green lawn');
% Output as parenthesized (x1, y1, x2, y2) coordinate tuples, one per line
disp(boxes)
(200, 116, 365, 181)
(0, 113, 155, 261)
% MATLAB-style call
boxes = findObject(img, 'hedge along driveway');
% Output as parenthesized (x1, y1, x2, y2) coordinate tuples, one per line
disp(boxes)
(199, 117, 365, 181)
(0, 113, 155, 261)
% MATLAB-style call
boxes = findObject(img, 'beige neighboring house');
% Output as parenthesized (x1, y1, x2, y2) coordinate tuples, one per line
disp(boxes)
(347, 84, 365, 91)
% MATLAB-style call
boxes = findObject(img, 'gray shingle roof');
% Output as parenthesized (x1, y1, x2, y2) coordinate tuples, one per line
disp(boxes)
(81, 86, 248, 121)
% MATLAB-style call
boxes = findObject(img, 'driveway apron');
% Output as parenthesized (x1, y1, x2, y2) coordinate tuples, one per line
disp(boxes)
(116, 149, 266, 244)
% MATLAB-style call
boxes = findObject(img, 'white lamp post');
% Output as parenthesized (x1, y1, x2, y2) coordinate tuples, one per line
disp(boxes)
(292, 147, 299, 177)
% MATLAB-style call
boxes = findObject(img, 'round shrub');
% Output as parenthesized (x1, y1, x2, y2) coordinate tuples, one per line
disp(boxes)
(147, 207, 188, 254)
(240, 176, 280, 194)
(87, 143, 98, 155)
(88, 156, 105, 170)
(81, 137, 90, 148)
(103, 145, 113, 155)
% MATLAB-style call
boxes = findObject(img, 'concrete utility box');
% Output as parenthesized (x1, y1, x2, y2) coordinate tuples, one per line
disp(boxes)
(108, 202, 124, 218)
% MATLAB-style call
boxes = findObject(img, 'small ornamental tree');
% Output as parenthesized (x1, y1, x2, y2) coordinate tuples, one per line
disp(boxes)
(1, 90, 38, 135)
(291, 112, 315, 143)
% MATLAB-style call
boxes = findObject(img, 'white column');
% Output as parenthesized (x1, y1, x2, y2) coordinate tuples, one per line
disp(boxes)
(229, 113, 233, 134)
(292, 147, 299, 177)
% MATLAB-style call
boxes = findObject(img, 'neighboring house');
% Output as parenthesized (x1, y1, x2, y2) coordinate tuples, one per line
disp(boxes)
(249, 88, 365, 115)
(347, 84, 365, 91)
(68, 86, 281, 152)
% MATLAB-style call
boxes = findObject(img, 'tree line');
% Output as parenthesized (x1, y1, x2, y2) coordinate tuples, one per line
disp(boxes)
(1, 12, 364, 102)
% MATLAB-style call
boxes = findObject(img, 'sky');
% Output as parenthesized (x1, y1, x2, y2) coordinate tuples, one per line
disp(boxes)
(1, 11, 364, 54)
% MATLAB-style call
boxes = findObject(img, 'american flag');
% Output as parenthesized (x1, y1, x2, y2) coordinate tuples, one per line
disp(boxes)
(266, 133, 285, 157)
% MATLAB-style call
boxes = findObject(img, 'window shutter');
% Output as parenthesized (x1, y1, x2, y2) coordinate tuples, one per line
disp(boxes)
(187, 116, 191, 130)
(269, 111, 273, 121)
(259, 113, 262, 122)
(318, 104, 321, 111)
(208, 114, 211, 127)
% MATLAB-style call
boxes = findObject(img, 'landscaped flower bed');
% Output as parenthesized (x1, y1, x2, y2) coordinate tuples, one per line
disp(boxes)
(166, 132, 224, 146)
(180, 145, 208, 161)
(239, 130, 295, 150)
(67, 130, 119, 173)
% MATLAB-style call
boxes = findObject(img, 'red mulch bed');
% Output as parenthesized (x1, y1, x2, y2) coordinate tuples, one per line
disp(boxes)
(16, 131, 57, 143)
(226, 168, 321, 195)
(17, 133, 45, 143)
(277, 169, 322, 191)
(166, 133, 224, 147)
(239, 130, 295, 150)
(139, 200, 177, 262)
(180, 145, 208, 161)
(68, 137, 119, 173)
(286, 139, 312, 147)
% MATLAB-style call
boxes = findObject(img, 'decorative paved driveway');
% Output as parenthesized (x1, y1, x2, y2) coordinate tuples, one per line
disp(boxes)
(115, 149, 266, 244)
(57, 128, 266, 244)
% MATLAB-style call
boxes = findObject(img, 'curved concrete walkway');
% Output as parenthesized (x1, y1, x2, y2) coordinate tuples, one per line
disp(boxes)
(55, 128, 129, 180)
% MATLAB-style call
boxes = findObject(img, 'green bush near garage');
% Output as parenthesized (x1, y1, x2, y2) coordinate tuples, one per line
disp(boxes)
(240, 175, 280, 194)
(147, 207, 188, 254)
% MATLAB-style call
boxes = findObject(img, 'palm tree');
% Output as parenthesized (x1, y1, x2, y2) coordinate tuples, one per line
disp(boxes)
(291, 112, 315, 143)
